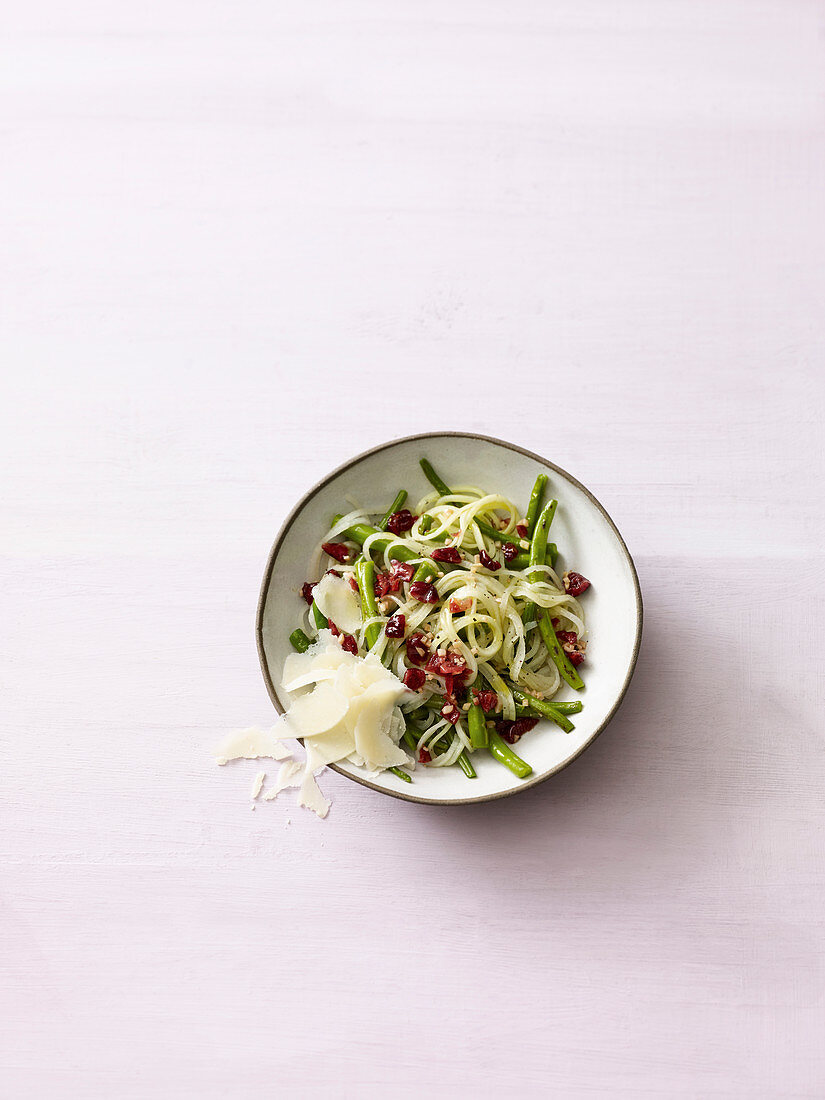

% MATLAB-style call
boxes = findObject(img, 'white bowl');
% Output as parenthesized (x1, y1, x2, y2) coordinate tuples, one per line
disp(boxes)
(257, 432, 642, 805)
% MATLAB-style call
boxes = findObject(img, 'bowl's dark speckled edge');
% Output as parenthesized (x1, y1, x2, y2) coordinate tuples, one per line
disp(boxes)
(256, 431, 643, 807)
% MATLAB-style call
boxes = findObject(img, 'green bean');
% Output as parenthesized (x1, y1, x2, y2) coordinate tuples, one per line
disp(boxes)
(355, 558, 382, 649)
(378, 490, 408, 531)
(539, 699, 582, 715)
(488, 729, 532, 779)
(510, 688, 575, 733)
(404, 723, 476, 778)
(508, 546, 556, 571)
(419, 458, 452, 497)
(523, 500, 558, 625)
(412, 560, 439, 584)
(468, 703, 488, 749)
(457, 751, 477, 779)
(524, 473, 548, 534)
(388, 765, 412, 783)
(419, 515, 434, 534)
(473, 517, 526, 548)
(340, 522, 419, 563)
(289, 628, 312, 653)
(538, 611, 584, 691)
(311, 603, 328, 630)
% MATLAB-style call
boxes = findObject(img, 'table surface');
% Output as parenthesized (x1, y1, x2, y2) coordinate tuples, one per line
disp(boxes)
(3, 2, 824, 1096)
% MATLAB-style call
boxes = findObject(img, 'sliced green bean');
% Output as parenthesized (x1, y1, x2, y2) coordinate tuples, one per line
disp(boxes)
(341, 522, 419, 563)
(473, 517, 526, 548)
(289, 628, 312, 653)
(419, 458, 452, 497)
(388, 765, 412, 783)
(403, 723, 475, 778)
(457, 751, 477, 779)
(488, 729, 532, 779)
(523, 499, 558, 625)
(524, 473, 548, 534)
(538, 611, 584, 691)
(355, 558, 382, 649)
(510, 688, 575, 733)
(412, 560, 439, 584)
(378, 490, 408, 531)
(468, 703, 488, 749)
(419, 515, 434, 534)
(311, 603, 328, 630)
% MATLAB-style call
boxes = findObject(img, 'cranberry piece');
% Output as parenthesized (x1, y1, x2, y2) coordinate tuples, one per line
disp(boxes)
(440, 701, 461, 724)
(386, 509, 415, 535)
(496, 717, 538, 743)
(473, 689, 499, 713)
(502, 543, 518, 563)
(556, 627, 586, 666)
(409, 581, 439, 603)
(385, 614, 406, 638)
(425, 650, 468, 678)
(403, 667, 426, 691)
(325, 568, 342, 578)
(405, 633, 430, 665)
(374, 572, 394, 598)
(390, 559, 415, 584)
(300, 581, 316, 605)
(516, 524, 529, 539)
(327, 620, 339, 636)
(478, 549, 500, 571)
(564, 571, 591, 596)
(348, 575, 359, 592)
(340, 634, 358, 655)
(449, 596, 472, 614)
(321, 542, 350, 563)
(431, 546, 462, 563)
(419, 747, 432, 763)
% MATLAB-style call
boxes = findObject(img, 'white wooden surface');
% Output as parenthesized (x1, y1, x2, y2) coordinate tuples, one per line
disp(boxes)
(2, 2, 824, 1096)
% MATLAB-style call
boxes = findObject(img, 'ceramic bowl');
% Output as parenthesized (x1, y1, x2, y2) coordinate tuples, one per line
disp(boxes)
(257, 432, 642, 805)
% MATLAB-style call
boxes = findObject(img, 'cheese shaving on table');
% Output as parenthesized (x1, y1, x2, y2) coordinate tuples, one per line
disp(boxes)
(214, 630, 412, 818)
(250, 772, 266, 800)
(213, 727, 292, 765)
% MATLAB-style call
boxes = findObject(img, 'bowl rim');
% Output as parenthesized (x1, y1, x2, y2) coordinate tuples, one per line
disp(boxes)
(256, 430, 643, 807)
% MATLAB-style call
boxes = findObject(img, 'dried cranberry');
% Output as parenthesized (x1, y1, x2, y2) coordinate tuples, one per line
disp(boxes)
(473, 689, 499, 713)
(502, 543, 518, 563)
(405, 633, 430, 665)
(403, 667, 426, 691)
(325, 568, 342, 578)
(425, 650, 467, 678)
(348, 576, 359, 592)
(449, 596, 473, 614)
(440, 702, 461, 724)
(496, 717, 538, 743)
(385, 614, 406, 638)
(321, 542, 350, 563)
(419, 748, 432, 764)
(431, 546, 462, 564)
(390, 559, 415, 584)
(516, 524, 529, 539)
(340, 634, 358, 655)
(564, 571, 591, 596)
(409, 581, 439, 603)
(327, 620, 339, 637)
(478, 549, 500, 571)
(300, 581, 316, 605)
(386, 509, 415, 535)
(556, 627, 586, 665)
(374, 572, 395, 598)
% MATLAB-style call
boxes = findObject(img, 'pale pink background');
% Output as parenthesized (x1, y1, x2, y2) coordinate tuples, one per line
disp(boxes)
(2, 2, 824, 1096)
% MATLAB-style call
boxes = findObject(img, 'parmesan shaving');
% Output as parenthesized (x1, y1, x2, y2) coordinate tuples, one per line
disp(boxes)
(312, 573, 363, 635)
(213, 726, 293, 765)
(250, 772, 266, 799)
(262, 759, 303, 801)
